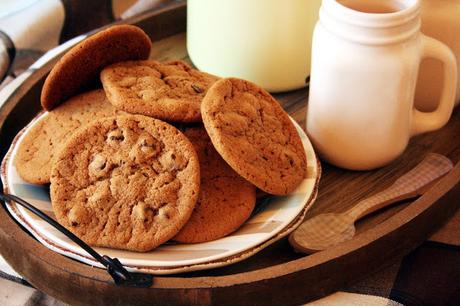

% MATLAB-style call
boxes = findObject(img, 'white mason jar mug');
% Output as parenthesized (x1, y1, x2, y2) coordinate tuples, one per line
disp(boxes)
(416, 0, 460, 111)
(307, 0, 457, 170)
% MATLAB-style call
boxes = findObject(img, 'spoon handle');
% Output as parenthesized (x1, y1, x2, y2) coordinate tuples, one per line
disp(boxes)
(346, 153, 453, 221)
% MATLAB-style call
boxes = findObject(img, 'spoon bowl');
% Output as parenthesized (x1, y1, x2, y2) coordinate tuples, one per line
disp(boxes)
(290, 213, 355, 252)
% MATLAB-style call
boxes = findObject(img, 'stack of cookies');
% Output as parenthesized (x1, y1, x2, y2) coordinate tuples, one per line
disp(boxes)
(14, 25, 307, 252)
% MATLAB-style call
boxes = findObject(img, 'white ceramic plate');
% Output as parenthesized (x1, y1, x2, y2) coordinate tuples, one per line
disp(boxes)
(1, 112, 320, 275)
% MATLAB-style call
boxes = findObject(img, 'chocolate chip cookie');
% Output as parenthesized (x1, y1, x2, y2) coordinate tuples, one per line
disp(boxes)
(14, 89, 125, 184)
(174, 127, 256, 243)
(41, 24, 151, 110)
(100, 60, 219, 122)
(50, 115, 200, 252)
(201, 78, 307, 195)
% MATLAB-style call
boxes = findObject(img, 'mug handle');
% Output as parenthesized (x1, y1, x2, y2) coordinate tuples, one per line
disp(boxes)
(411, 35, 457, 136)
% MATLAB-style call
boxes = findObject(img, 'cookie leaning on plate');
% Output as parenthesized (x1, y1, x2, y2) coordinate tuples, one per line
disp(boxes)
(201, 78, 307, 195)
(100, 60, 219, 122)
(14, 89, 126, 184)
(50, 115, 200, 252)
(41, 24, 151, 111)
(174, 127, 256, 243)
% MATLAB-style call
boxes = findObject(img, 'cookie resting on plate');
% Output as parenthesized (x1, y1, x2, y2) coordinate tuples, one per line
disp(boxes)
(201, 78, 307, 195)
(100, 60, 219, 122)
(41, 24, 152, 110)
(174, 127, 256, 243)
(14, 89, 126, 185)
(50, 115, 200, 252)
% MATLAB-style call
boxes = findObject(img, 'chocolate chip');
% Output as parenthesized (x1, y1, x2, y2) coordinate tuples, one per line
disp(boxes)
(107, 129, 125, 144)
(191, 84, 204, 93)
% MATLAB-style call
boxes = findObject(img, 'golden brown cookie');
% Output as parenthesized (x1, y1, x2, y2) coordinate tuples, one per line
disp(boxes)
(100, 60, 219, 122)
(14, 89, 126, 184)
(50, 115, 200, 252)
(174, 127, 256, 243)
(201, 78, 307, 195)
(41, 24, 151, 111)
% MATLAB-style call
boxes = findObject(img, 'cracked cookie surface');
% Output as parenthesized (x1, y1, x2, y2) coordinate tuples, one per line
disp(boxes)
(201, 78, 307, 195)
(41, 25, 151, 111)
(100, 60, 219, 122)
(14, 89, 126, 184)
(50, 115, 200, 252)
(174, 127, 256, 243)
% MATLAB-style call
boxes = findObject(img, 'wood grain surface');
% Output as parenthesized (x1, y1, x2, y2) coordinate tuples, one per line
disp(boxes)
(0, 2, 459, 305)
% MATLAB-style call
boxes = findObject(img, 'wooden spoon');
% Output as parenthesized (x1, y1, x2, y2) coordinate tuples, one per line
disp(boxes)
(289, 153, 453, 254)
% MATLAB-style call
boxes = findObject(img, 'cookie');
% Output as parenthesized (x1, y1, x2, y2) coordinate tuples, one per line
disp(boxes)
(50, 115, 200, 252)
(100, 60, 219, 122)
(14, 89, 126, 184)
(41, 24, 151, 111)
(201, 78, 307, 195)
(174, 127, 256, 243)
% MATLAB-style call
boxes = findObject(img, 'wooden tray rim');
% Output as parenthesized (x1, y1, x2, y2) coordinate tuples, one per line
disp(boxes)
(0, 2, 459, 304)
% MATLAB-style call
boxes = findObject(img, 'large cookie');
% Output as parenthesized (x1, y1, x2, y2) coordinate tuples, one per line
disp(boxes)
(41, 24, 151, 110)
(201, 78, 307, 195)
(50, 115, 200, 252)
(14, 90, 126, 184)
(100, 60, 219, 122)
(174, 127, 256, 243)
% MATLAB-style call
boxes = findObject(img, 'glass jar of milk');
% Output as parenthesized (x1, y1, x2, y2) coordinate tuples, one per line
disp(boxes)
(187, 0, 321, 92)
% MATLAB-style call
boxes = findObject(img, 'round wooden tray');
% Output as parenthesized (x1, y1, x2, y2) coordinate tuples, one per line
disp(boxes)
(0, 2, 459, 305)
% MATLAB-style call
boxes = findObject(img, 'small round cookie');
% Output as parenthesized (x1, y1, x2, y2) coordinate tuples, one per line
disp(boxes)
(100, 60, 219, 122)
(14, 89, 126, 184)
(50, 115, 200, 252)
(41, 24, 151, 111)
(201, 78, 307, 195)
(174, 127, 256, 243)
